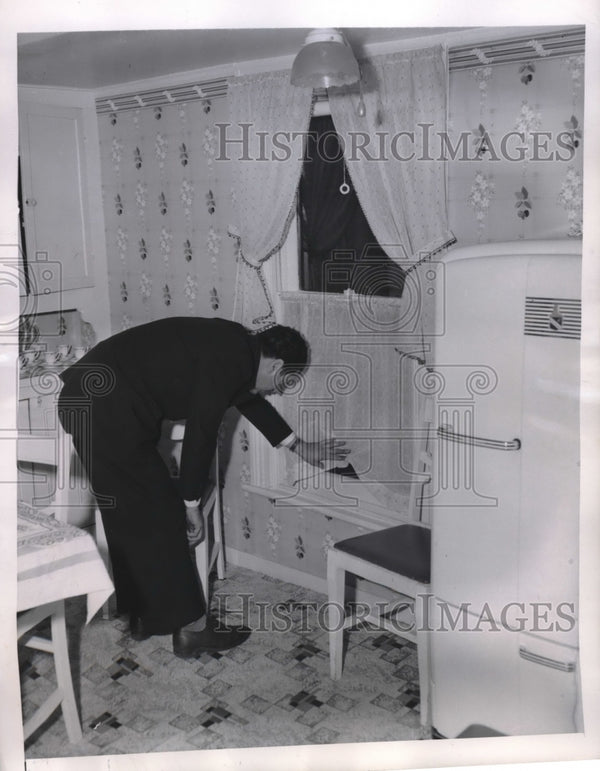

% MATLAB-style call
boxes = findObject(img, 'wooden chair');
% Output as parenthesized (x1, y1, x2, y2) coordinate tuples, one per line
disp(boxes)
(18, 406, 112, 615)
(17, 421, 79, 524)
(193, 471, 225, 607)
(326, 401, 433, 734)
(17, 425, 83, 743)
(167, 422, 225, 607)
(18, 419, 106, 563)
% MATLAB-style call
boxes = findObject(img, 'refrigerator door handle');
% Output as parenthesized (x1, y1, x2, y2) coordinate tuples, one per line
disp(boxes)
(519, 646, 576, 672)
(438, 425, 521, 451)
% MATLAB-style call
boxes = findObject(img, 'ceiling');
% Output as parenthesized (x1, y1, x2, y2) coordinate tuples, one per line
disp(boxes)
(17, 28, 462, 89)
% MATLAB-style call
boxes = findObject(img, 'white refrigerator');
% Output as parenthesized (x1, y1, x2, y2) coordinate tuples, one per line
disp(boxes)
(427, 240, 581, 737)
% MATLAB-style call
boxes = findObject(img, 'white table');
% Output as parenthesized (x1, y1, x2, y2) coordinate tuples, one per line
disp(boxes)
(17, 503, 114, 743)
(17, 503, 113, 622)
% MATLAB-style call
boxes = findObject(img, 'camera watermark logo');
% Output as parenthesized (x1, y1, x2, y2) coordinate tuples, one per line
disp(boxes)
(320, 246, 445, 337)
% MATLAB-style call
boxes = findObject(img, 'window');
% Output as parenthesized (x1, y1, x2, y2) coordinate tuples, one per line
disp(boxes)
(298, 115, 406, 298)
(249, 110, 428, 526)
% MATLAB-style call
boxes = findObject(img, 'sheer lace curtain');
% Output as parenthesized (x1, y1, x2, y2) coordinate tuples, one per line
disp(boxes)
(327, 46, 455, 344)
(227, 70, 313, 329)
(328, 45, 454, 263)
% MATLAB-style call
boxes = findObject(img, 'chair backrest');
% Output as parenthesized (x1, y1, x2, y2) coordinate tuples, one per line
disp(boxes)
(18, 421, 71, 464)
(17, 422, 77, 522)
(407, 395, 434, 524)
(158, 420, 219, 487)
(169, 421, 186, 442)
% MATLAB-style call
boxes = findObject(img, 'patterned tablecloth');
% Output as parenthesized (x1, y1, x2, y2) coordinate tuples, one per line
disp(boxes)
(17, 503, 114, 622)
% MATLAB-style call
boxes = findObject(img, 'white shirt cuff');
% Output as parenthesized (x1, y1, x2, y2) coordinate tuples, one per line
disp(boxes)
(277, 432, 297, 449)
(184, 499, 201, 507)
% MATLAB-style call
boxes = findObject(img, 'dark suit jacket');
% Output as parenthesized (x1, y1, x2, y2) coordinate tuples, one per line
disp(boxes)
(60, 317, 292, 499)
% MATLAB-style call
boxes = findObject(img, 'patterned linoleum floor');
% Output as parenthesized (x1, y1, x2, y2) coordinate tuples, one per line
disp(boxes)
(21, 567, 422, 760)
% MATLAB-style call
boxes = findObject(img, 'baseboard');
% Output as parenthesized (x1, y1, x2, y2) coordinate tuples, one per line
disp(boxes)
(225, 547, 327, 595)
(224, 547, 414, 619)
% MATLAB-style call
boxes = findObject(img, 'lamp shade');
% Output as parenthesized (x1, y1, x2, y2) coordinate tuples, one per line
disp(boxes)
(290, 28, 360, 88)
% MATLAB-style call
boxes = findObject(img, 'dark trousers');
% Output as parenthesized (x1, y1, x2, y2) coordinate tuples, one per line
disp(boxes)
(58, 359, 205, 635)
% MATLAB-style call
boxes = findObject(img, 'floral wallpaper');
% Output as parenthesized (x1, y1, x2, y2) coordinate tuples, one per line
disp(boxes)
(448, 54, 584, 244)
(98, 98, 237, 330)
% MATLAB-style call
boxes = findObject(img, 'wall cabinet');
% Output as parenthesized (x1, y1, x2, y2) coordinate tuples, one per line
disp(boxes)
(19, 100, 94, 295)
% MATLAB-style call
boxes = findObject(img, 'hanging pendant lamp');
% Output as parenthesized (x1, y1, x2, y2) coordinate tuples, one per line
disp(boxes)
(290, 28, 360, 88)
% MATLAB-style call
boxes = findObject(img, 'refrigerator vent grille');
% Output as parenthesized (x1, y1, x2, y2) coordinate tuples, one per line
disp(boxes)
(524, 297, 581, 339)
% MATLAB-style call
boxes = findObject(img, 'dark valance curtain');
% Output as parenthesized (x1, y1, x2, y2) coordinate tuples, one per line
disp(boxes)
(299, 115, 405, 297)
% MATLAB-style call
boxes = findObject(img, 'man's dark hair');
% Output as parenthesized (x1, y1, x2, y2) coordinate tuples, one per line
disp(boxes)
(254, 324, 309, 377)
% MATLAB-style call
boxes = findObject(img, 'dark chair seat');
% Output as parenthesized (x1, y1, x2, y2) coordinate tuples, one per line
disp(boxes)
(334, 524, 431, 584)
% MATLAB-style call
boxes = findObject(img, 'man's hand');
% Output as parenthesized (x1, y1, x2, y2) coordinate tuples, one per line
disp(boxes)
(293, 438, 350, 468)
(185, 504, 205, 547)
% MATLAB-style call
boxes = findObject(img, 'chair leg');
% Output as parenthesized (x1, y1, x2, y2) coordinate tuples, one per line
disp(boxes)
(414, 591, 432, 736)
(50, 601, 82, 743)
(94, 508, 113, 619)
(94, 508, 109, 565)
(195, 530, 210, 608)
(213, 489, 225, 581)
(327, 550, 346, 680)
(52, 425, 73, 523)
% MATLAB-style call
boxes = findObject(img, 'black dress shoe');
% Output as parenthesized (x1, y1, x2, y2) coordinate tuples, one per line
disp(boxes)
(173, 616, 251, 659)
(130, 615, 152, 642)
